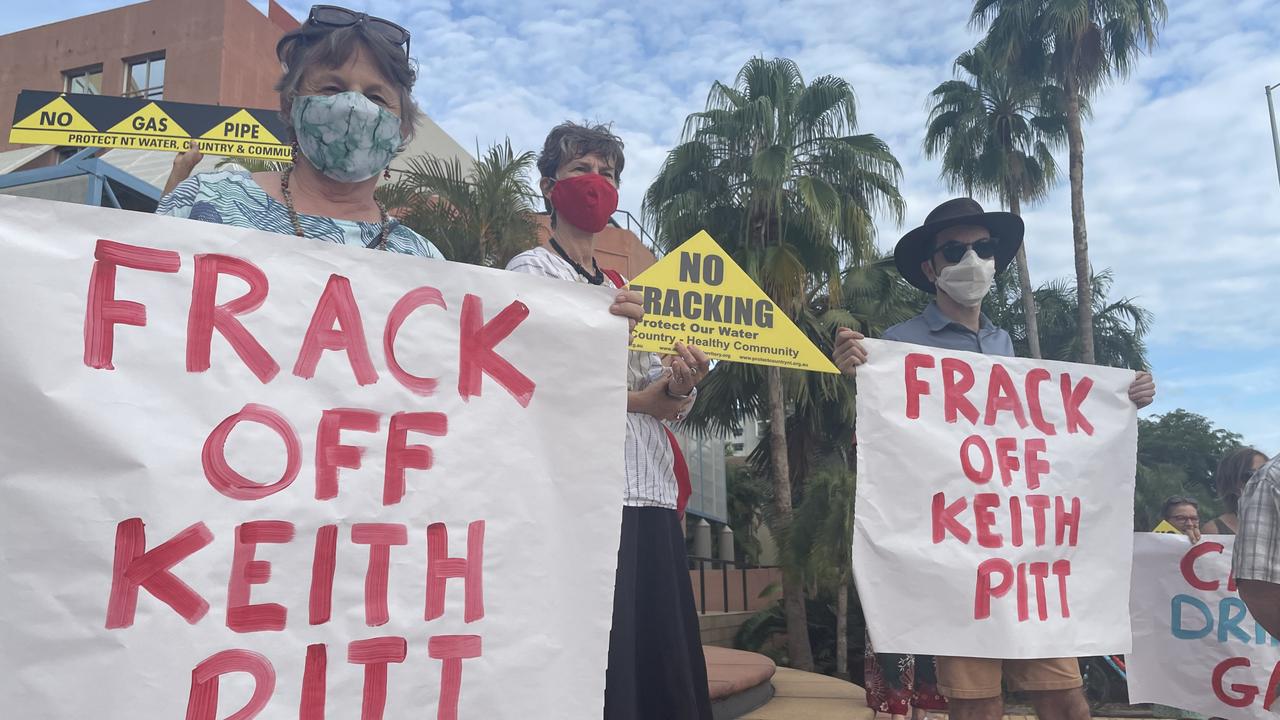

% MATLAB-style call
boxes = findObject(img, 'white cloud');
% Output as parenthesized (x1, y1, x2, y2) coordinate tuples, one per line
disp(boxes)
(7, 0, 1277, 449)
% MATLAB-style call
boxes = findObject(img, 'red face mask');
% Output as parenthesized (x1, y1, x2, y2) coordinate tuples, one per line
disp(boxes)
(549, 173, 619, 233)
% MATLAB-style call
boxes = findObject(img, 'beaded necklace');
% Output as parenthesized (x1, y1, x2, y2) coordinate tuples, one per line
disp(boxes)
(280, 164, 392, 250)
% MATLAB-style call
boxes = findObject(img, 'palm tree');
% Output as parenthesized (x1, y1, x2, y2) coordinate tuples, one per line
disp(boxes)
(788, 458, 856, 678)
(924, 44, 1067, 359)
(646, 57, 905, 671)
(973, 0, 1167, 365)
(379, 139, 540, 268)
(986, 267, 1151, 369)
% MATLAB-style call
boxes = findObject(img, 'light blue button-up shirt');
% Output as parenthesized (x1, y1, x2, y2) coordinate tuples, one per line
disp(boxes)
(882, 302, 1015, 357)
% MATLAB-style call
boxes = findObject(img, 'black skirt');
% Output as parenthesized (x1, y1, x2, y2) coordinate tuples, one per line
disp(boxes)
(604, 506, 714, 720)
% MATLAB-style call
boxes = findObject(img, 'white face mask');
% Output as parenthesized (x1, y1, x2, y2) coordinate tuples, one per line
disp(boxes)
(934, 249, 996, 307)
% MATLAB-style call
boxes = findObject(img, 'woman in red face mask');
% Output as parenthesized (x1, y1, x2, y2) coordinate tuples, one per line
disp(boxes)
(506, 122, 713, 720)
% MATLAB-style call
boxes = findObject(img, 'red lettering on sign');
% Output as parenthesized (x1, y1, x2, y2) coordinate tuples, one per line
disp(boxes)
(1025, 369, 1057, 435)
(353, 523, 409, 627)
(904, 353, 935, 419)
(995, 437, 1021, 487)
(1181, 541, 1226, 591)
(984, 363, 1028, 428)
(1212, 657, 1258, 707)
(294, 274, 378, 385)
(941, 358, 979, 424)
(932, 493, 971, 544)
(226, 520, 294, 633)
(975, 559, 1013, 620)
(1055, 496, 1081, 547)
(187, 254, 279, 383)
(1025, 438, 1049, 490)
(973, 493, 1003, 548)
(1026, 494, 1051, 546)
(84, 239, 181, 370)
(202, 403, 301, 500)
(384, 286, 446, 396)
(1061, 374, 1095, 436)
(348, 636, 408, 720)
(300, 644, 327, 720)
(960, 435, 993, 484)
(106, 519, 213, 628)
(384, 411, 448, 505)
(458, 294, 535, 407)
(426, 521, 486, 623)
(309, 524, 338, 626)
(315, 408, 381, 500)
(184, 649, 275, 720)
(428, 635, 483, 720)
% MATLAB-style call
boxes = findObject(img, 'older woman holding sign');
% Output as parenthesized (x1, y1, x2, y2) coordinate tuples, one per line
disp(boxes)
(159, 5, 435, 255)
(507, 122, 713, 720)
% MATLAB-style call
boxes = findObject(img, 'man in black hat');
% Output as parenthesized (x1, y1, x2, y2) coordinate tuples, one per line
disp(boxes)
(833, 198, 1155, 720)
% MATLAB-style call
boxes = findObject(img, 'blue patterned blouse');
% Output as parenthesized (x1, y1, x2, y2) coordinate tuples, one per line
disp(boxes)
(156, 170, 441, 258)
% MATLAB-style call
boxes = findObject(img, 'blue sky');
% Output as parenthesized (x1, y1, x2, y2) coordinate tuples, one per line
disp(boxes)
(5, 0, 1278, 453)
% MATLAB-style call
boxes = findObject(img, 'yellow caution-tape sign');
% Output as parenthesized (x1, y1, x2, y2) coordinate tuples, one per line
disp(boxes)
(628, 231, 839, 373)
(8, 90, 291, 161)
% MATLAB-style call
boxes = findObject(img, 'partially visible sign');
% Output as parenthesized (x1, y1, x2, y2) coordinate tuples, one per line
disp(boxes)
(853, 339, 1139, 658)
(1128, 534, 1280, 720)
(9, 90, 290, 160)
(1153, 519, 1182, 534)
(627, 231, 838, 373)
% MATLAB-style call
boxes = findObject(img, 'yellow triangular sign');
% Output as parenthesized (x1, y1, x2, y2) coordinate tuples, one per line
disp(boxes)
(200, 109, 281, 145)
(12, 95, 96, 132)
(628, 231, 839, 373)
(1152, 520, 1182, 534)
(106, 102, 188, 138)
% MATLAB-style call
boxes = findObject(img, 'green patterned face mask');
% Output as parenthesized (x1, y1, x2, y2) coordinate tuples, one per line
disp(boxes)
(291, 92, 401, 183)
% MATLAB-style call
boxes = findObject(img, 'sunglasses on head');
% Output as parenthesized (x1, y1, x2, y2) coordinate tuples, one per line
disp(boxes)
(933, 237, 1001, 264)
(307, 5, 411, 56)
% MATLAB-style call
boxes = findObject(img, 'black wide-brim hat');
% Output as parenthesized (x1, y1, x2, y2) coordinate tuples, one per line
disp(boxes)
(893, 197, 1025, 293)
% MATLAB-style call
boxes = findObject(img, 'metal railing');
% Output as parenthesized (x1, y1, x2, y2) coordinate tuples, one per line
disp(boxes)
(687, 555, 778, 615)
(611, 209, 662, 256)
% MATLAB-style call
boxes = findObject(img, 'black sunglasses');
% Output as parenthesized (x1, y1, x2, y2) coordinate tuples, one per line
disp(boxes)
(307, 5, 411, 57)
(933, 237, 1001, 264)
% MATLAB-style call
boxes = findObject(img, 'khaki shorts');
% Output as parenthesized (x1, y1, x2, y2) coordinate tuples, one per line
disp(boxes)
(935, 656, 1082, 700)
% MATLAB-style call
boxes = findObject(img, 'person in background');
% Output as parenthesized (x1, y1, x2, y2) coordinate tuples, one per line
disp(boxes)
(1234, 454, 1280, 639)
(864, 640, 948, 720)
(1161, 495, 1202, 543)
(1204, 448, 1268, 535)
(832, 197, 1156, 720)
(507, 121, 713, 720)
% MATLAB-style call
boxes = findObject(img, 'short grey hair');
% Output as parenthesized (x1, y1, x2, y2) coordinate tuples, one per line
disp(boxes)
(537, 122, 626, 184)
(275, 22, 420, 149)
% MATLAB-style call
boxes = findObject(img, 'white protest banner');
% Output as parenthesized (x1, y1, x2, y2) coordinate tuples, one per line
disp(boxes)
(1128, 534, 1280, 720)
(852, 338, 1138, 657)
(0, 195, 627, 719)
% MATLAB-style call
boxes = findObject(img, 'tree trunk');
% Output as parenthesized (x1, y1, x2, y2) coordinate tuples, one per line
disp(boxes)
(1064, 78, 1096, 364)
(836, 579, 849, 679)
(766, 364, 814, 671)
(1007, 193, 1041, 359)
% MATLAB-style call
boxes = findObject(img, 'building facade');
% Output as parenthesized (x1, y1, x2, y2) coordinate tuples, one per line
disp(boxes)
(0, 0, 473, 187)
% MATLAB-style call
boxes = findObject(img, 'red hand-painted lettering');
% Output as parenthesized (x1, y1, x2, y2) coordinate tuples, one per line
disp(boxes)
(106, 518, 212, 628)
(84, 239, 181, 370)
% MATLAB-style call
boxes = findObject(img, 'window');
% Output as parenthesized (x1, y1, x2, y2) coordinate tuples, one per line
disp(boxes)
(731, 443, 745, 453)
(124, 54, 165, 99)
(63, 65, 103, 95)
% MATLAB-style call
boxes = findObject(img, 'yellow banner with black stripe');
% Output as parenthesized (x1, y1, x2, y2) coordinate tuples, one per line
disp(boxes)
(8, 90, 291, 161)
